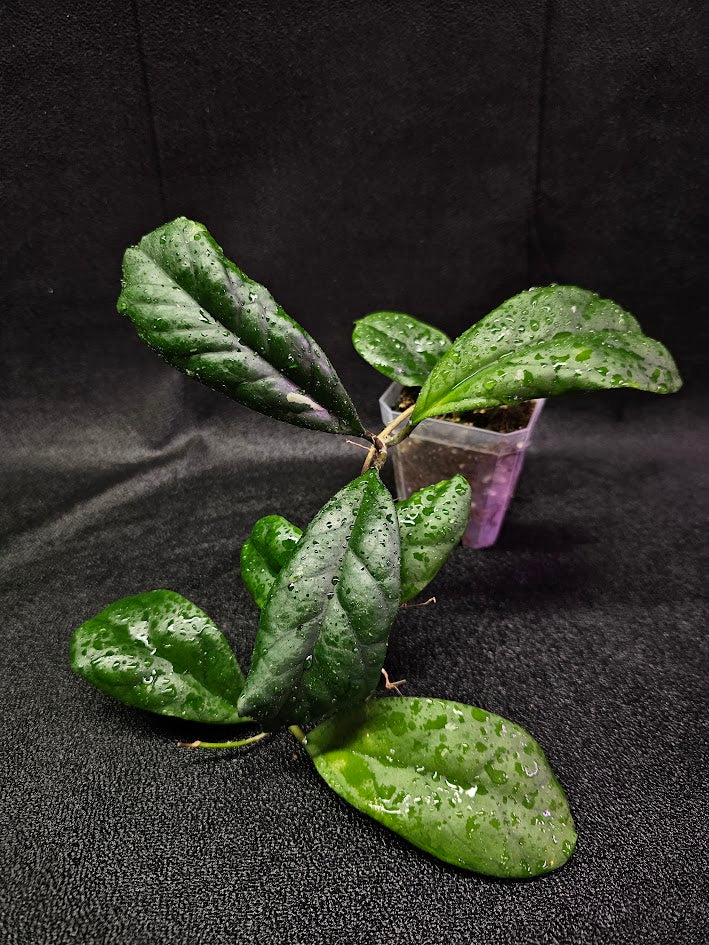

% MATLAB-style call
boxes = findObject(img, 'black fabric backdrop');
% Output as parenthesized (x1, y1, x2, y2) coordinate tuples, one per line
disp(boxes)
(1, 2, 707, 944)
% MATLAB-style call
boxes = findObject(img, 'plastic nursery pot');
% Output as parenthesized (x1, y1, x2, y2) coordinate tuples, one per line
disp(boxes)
(380, 383, 545, 549)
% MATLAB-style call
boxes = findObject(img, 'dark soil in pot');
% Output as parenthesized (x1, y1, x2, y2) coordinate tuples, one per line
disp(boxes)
(396, 387, 534, 433)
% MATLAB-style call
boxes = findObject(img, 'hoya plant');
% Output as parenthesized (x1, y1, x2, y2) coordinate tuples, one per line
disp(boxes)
(71, 217, 681, 879)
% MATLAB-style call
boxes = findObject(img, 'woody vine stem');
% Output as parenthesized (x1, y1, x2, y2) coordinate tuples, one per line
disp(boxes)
(360, 404, 416, 474)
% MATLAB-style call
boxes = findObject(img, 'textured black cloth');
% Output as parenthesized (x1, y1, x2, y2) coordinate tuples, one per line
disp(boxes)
(2, 1, 708, 943)
(2, 367, 707, 945)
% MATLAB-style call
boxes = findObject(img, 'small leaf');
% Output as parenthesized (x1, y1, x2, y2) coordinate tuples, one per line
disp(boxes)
(70, 590, 248, 724)
(353, 311, 451, 386)
(119, 217, 364, 435)
(397, 476, 471, 602)
(412, 285, 682, 422)
(238, 471, 401, 727)
(240, 515, 303, 609)
(306, 697, 576, 878)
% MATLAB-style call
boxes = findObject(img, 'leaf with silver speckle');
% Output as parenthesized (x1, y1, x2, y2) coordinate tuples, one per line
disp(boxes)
(397, 476, 471, 602)
(118, 217, 364, 435)
(238, 471, 401, 727)
(240, 515, 303, 609)
(413, 285, 682, 422)
(353, 311, 451, 386)
(70, 590, 247, 723)
(306, 697, 576, 878)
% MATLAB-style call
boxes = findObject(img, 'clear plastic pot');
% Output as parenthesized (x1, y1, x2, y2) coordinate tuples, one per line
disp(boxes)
(379, 383, 545, 549)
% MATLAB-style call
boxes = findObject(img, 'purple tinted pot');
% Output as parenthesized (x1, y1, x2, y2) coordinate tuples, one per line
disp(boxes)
(380, 383, 545, 549)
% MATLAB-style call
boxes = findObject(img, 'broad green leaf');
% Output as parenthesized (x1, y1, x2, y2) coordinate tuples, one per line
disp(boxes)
(397, 476, 471, 602)
(352, 311, 452, 386)
(306, 697, 576, 878)
(70, 590, 247, 724)
(412, 285, 682, 421)
(238, 471, 401, 727)
(240, 515, 303, 609)
(118, 217, 364, 435)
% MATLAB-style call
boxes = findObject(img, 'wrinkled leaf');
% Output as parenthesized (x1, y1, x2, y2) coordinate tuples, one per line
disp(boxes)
(118, 217, 364, 435)
(413, 285, 682, 421)
(241, 477, 470, 610)
(306, 697, 576, 878)
(70, 590, 247, 723)
(397, 476, 471, 602)
(240, 515, 303, 609)
(353, 311, 452, 386)
(238, 472, 401, 727)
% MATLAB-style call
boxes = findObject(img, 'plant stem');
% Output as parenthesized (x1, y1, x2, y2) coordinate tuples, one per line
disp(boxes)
(288, 725, 306, 743)
(178, 731, 271, 750)
(361, 404, 416, 474)
(383, 406, 416, 447)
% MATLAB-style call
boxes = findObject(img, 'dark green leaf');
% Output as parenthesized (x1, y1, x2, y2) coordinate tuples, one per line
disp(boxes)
(240, 514, 303, 609)
(237, 471, 401, 727)
(353, 311, 451, 386)
(306, 697, 576, 878)
(412, 285, 682, 422)
(397, 476, 471, 602)
(118, 217, 364, 435)
(70, 590, 247, 723)
(240, 478, 470, 610)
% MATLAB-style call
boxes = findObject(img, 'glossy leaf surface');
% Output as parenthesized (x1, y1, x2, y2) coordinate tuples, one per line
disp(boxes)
(413, 285, 682, 421)
(70, 590, 247, 723)
(397, 476, 471, 602)
(306, 697, 576, 877)
(118, 217, 364, 435)
(238, 472, 401, 727)
(353, 311, 451, 386)
(240, 477, 470, 610)
(240, 515, 303, 609)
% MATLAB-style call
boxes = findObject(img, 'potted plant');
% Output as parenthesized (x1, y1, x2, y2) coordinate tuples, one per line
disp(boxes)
(351, 288, 677, 547)
(71, 217, 681, 879)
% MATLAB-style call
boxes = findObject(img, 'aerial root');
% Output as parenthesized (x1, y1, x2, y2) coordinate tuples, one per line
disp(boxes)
(400, 596, 436, 610)
(381, 668, 407, 695)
